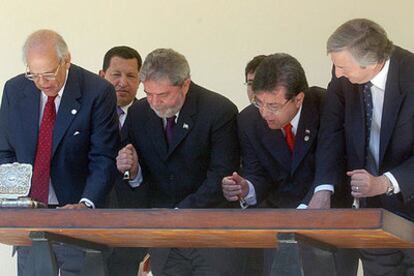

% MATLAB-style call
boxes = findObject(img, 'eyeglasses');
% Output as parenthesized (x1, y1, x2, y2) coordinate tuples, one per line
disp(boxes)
(25, 61, 62, 81)
(252, 97, 292, 114)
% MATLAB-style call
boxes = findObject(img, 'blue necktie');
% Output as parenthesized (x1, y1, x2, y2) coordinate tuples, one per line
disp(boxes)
(355, 82, 374, 209)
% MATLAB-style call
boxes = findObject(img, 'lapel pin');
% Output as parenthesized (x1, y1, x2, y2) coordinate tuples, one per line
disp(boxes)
(304, 135, 310, 142)
(71, 109, 77, 115)
(183, 123, 189, 129)
(305, 129, 310, 134)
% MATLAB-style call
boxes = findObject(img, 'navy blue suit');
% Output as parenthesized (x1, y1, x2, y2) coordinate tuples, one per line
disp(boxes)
(0, 64, 119, 275)
(314, 46, 414, 220)
(0, 64, 119, 207)
(239, 87, 324, 208)
(125, 81, 242, 275)
(239, 87, 357, 276)
(314, 46, 414, 275)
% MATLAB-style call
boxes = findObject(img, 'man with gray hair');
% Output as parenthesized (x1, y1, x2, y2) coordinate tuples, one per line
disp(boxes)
(0, 29, 119, 275)
(116, 48, 242, 275)
(309, 18, 414, 274)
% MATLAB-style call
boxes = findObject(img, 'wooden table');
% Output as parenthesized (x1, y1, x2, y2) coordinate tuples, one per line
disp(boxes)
(1, 208, 413, 275)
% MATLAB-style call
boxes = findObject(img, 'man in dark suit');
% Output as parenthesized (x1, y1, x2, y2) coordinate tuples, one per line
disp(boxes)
(222, 53, 358, 276)
(116, 48, 242, 275)
(99, 46, 148, 276)
(99, 46, 147, 209)
(309, 18, 414, 275)
(0, 29, 119, 276)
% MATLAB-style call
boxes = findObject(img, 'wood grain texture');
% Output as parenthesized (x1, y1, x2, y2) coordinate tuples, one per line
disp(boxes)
(0, 208, 413, 248)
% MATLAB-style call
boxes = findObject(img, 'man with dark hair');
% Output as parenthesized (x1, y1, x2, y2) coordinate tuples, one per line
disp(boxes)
(0, 29, 119, 276)
(116, 48, 242, 275)
(309, 18, 414, 275)
(99, 45, 147, 276)
(244, 54, 266, 102)
(222, 53, 358, 276)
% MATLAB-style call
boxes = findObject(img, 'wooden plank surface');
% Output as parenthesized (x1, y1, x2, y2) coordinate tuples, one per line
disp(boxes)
(0, 208, 413, 248)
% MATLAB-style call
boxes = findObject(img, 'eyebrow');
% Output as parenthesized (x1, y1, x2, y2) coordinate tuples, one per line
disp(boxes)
(144, 90, 169, 96)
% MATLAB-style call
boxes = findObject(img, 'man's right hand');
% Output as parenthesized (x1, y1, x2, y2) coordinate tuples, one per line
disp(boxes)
(116, 144, 139, 179)
(221, 172, 249, 202)
(307, 190, 332, 209)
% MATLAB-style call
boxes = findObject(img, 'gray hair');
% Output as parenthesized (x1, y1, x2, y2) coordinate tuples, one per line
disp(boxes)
(22, 29, 70, 64)
(327, 18, 394, 66)
(140, 48, 190, 86)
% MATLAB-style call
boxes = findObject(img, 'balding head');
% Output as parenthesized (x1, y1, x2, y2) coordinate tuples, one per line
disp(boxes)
(23, 29, 70, 64)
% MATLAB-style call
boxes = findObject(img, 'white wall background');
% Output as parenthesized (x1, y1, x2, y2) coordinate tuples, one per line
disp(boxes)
(0, 0, 413, 274)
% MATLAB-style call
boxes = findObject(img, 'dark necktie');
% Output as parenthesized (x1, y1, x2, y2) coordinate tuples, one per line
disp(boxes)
(165, 116, 176, 145)
(31, 95, 57, 205)
(283, 123, 295, 152)
(117, 106, 124, 129)
(363, 82, 373, 166)
(355, 82, 374, 209)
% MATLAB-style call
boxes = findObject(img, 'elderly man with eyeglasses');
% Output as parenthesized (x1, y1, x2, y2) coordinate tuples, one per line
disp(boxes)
(221, 53, 359, 276)
(0, 29, 119, 276)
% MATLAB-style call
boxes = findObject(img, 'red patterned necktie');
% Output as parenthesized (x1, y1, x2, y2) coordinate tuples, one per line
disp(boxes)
(283, 123, 295, 152)
(30, 95, 57, 205)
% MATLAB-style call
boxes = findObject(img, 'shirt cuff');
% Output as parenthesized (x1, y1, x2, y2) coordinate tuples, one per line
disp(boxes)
(128, 164, 143, 188)
(242, 180, 257, 206)
(314, 184, 334, 194)
(297, 204, 308, 209)
(384, 172, 400, 194)
(79, 198, 95, 209)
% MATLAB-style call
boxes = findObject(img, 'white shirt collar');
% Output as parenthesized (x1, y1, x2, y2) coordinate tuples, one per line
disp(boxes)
(119, 100, 135, 114)
(290, 104, 302, 135)
(371, 59, 390, 90)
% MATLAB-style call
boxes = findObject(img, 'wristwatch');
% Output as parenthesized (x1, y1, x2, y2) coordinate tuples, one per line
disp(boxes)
(385, 177, 395, 196)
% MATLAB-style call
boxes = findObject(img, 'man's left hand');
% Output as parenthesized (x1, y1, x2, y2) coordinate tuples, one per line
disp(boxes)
(347, 169, 388, 198)
(59, 203, 89, 209)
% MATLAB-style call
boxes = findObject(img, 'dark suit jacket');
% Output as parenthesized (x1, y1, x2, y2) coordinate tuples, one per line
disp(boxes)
(108, 99, 150, 209)
(314, 46, 414, 220)
(125, 81, 239, 208)
(238, 87, 325, 208)
(0, 64, 119, 207)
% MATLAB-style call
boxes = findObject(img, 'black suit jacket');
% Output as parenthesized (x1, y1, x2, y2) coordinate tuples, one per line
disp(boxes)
(108, 99, 150, 209)
(314, 46, 414, 220)
(238, 87, 326, 208)
(125, 82, 239, 208)
(0, 64, 119, 207)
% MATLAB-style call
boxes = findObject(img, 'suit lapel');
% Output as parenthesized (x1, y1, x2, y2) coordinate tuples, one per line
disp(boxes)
(19, 84, 41, 161)
(379, 58, 405, 165)
(146, 109, 168, 160)
(349, 84, 367, 167)
(52, 67, 81, 156)
(167, 88, 196, 157)
(259, 119, 292, 172)
(291, 97, 317, 173)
